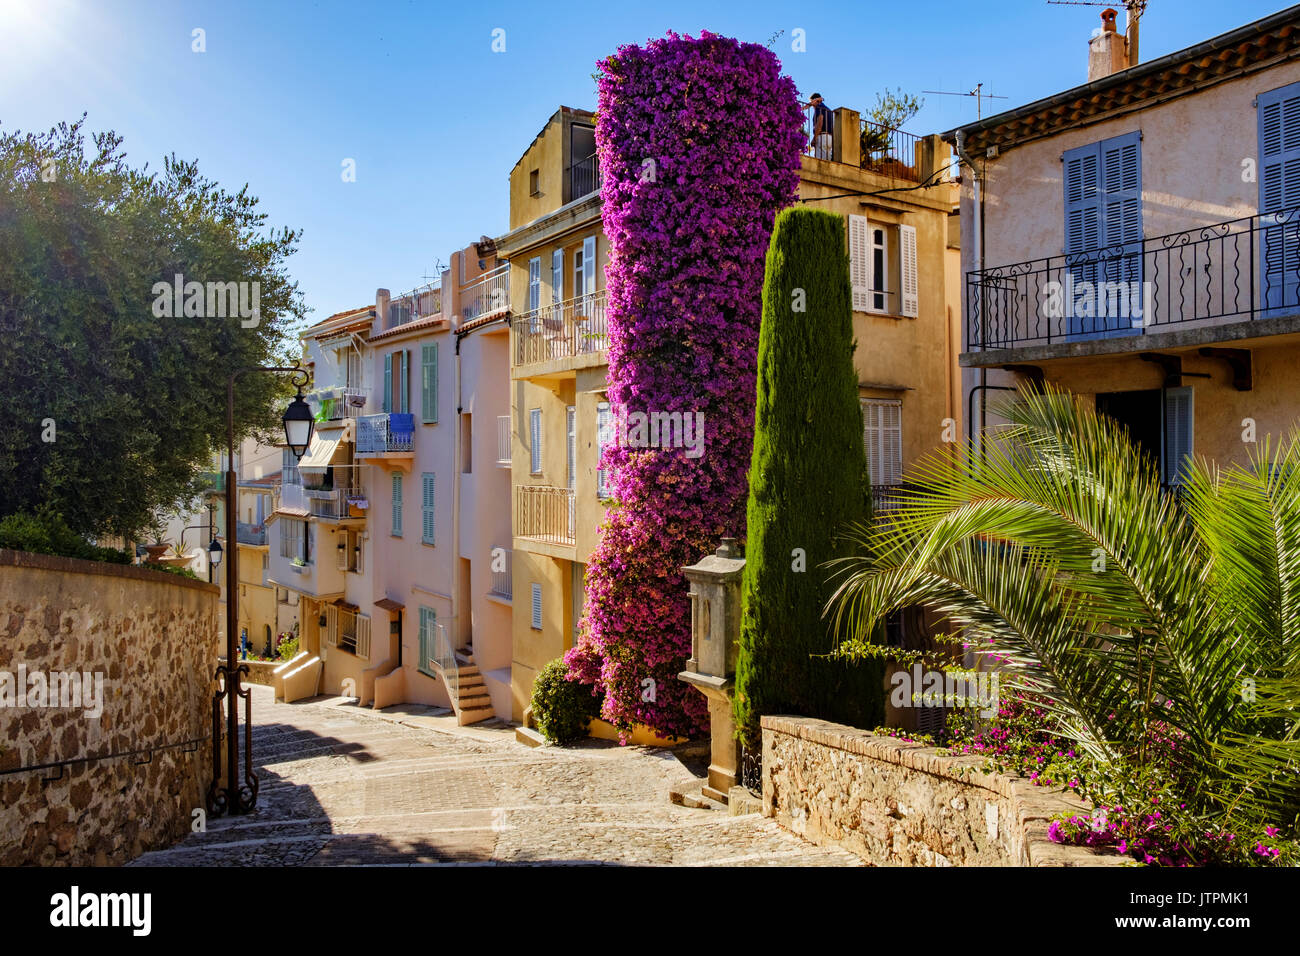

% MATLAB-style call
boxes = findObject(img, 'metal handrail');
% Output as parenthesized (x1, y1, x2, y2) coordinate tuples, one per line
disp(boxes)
(512, 290, 608, 366)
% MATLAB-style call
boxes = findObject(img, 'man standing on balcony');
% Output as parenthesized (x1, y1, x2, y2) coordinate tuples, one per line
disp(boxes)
(805, 93, 833, 159)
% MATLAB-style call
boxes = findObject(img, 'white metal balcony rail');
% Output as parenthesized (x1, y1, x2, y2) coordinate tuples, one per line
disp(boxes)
(356, 413, 415, 454)
(387, 284, 442, 329)
(516, 486, 575, 546)
(513, 290, 608, 367)
(460, 264, 510, 324)
(496, 415, 511, 466)
(324, 604, 371, 660)
(490, 548, 512, 599)
(308, 386, 369, 421)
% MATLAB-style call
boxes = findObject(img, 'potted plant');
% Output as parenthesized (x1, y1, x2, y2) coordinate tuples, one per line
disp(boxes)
(143, 518, 170, 563)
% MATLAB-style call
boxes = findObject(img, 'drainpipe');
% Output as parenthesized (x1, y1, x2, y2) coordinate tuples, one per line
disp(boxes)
(451, 325, 463, 657)
(954, 129, 988, 453)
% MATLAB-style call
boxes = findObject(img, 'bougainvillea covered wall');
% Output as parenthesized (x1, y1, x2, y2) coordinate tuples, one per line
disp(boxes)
(564, 31, 804, 740)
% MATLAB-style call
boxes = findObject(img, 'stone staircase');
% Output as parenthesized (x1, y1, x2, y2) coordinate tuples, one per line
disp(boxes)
(443, 647, 495, 726)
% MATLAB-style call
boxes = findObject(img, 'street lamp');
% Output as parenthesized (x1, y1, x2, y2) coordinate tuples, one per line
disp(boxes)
(207, 536, 223, 569)
(208, 363, 312, 818)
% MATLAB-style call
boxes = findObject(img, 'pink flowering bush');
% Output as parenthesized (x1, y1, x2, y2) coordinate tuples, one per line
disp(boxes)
(565, 31, 804, 740)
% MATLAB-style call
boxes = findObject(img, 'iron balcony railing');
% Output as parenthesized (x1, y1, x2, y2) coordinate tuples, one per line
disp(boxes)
(513, 290, 608, 367)
(235, 521, 266, 546)
(460, 264, 510, 324)
(966, 207, 1300, 351)
(802, 104, 835, 159)
(516, 486, 575, 546)
(387, 285, 442, 329)
(859, 119, 921, 182)
(490, 547, 512, 599)
(569, 152, 601, 199)
(356, 413, 415, 454)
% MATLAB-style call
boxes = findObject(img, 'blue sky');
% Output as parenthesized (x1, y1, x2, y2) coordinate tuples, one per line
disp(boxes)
(1, 0, 1291, 327)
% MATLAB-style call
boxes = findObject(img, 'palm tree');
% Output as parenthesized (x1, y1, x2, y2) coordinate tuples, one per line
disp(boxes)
(825, 385, 1300, 827)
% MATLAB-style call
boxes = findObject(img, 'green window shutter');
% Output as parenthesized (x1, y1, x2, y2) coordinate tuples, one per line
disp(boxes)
(422, 472, 435, 544)
(391, 473, 403, 536)
(383, 354, 392, 414)
(399, 350, 410, 414)
(422, 343, 438, 423)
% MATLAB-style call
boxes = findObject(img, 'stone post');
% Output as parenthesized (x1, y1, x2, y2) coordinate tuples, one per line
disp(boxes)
(832, 107, 861, 167)
(678, 537, 745, 803)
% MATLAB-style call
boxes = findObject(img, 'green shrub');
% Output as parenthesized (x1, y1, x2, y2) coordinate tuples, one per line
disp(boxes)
(277, 635, 299, 660)
(0, 511, 131, 564)
(733, 207, 884, 746)
(531, 658, 601, 745)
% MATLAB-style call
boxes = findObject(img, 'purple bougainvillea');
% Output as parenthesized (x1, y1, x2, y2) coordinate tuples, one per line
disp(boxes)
(564, 31, 804, 740)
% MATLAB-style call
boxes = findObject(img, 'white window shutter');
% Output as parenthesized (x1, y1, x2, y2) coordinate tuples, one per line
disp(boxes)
(566, 406, 576, 488)
(862, 399, 903, 486)
(583, 236, 596, 294)
(355, 614, 371, 661)
(531, 583, 543, 629)
(336, 533, 348, 571)
(1163, 387, 1194, 486)
(899, 224, 919, 317)
(324, 604, 338, 647)
(848, 215, 870, 312)
(529, 408, 542, 473)
(596, 402, 611, 497)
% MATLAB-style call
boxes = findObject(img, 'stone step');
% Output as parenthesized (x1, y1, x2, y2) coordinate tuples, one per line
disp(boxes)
(456, 705, 496, 726)
(514, 726, 546, 748)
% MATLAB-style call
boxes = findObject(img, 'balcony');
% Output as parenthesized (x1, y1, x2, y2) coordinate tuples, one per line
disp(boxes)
(236, 521, 267, 546)
(356, 413, 415, 458)
(308, 386, 369, 421)
(387, 285, 441, 330)
(965, 208, 1300, 358)
(515, 486, 575, 547)
(460, 264, 510, 324)
(512, 290, 608, 371)
(800, 105, 922, 182)
(568, 151, 601, 200)
(496, 415, 511, 466)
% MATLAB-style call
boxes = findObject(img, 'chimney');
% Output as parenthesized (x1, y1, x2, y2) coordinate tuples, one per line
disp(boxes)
(1088, 8, 1129, 81)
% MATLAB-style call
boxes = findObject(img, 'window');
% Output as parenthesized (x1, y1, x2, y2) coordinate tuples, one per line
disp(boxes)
(421, 343, 438, 424)
(1259, 81, 1300, 313)
(529, 408, 542, 474)
(848, 215, 918, 317)
(325, 605, 371, 660)
(531, 583, 543, 630)
(417, 606, 438, 676)
(1063, 131, 1142, 339)
(422, 472, 436, 545)
(861, 399, 903, 486)
(346, 348, 362, 390)
(1162, 387, 1194, 488)
(552, 249, 564, 303)
(528, 257, 541, 313)
(391, 473, 403, 536)
(574, 236, 596, 306)
(529, 168, 540, 196)
(280, 517, 308, 562)
(596, 401, 612, 498)
(338, 528, 362, 573)
(383, 350, 409, 414)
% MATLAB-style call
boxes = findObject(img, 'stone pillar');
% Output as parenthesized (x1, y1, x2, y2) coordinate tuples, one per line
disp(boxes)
(678, 537, 745, 803)
(916, 133, 952, 185)
(832, 107, 861, 168)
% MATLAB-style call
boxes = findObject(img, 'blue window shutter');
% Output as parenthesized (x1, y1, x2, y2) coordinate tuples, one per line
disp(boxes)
(1259, 81, 1300, 312)
(422, 472, 435, 544)
(422, 343, 438, 424)
(383, 354, 392, 413)
(1162, 387, 1195, 487)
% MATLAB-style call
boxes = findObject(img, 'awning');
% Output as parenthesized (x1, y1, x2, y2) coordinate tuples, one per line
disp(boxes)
(298, 433, 342, 473)
(374, 597, 404, 613)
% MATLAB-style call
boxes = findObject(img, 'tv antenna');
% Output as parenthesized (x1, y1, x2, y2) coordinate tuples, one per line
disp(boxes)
(921, 83, 1008, 120)
(1046, 1, 1148, 65)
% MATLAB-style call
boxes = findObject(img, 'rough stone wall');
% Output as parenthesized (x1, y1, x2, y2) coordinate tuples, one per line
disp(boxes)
(0, 550, 217, 865)
(762, 715, 1130, 867)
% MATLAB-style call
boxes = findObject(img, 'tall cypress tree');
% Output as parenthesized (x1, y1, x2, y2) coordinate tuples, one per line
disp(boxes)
(733, 207, 884, 746)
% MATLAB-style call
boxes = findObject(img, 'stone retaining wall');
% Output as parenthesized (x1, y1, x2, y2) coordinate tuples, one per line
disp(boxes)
(762, 715, 1130, 866)
(0, 550, 217, 865)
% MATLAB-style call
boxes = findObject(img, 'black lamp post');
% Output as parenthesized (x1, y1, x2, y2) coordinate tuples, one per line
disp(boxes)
(208, 365, 313, 817)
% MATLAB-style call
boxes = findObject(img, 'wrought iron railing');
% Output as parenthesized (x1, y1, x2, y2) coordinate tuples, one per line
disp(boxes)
(356, 413, 415, 454)
(420, 620, 458, 698)
(569, 152, 601, 199)
(235, 521, 266, 546)
(387, 285, 442, 329)
(966, 208, 1300, 351)
(460, 263, 510, 324)
(516, 486, 575, 546)
(802, 104, 836, 160)
(513, 290, 608, 367)
(859, 119, 920, 182)
(490, 548, 512, 599)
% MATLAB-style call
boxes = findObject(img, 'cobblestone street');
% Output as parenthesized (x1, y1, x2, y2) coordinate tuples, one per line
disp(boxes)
(130, 687, 859, 867)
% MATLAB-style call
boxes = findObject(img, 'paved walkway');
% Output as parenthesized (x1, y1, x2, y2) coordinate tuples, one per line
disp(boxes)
(130, 686, 860, 866)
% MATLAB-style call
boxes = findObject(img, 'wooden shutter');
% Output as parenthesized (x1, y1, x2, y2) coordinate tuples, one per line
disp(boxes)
(1162, 387, 1194, 487)
(324, 604, 338, 647)
(1259, 81, 1300, 311)
(552, 249, 564, 303)
(391, 473, 403, 535)
(899, 224, 919, 317)
(529, 257, 541, 312)
(596, 402, 611, 498)
(862, 399, 903, 486)
(531, 583, 543, 629)
(422, 473, 435, 544)
(529, 408, 542, 474)
(383, 354, 392, 413)
(583, 236, 596, 294)
(398, 350, 409, 414)
(355, 614, 371, 661)
(566, 406, 576, 489)
(848, 214, 870, 312)
(1100, 131, 1143, 307)
(422, 343, 438, 423)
